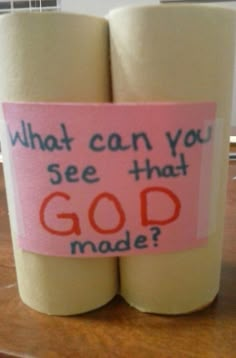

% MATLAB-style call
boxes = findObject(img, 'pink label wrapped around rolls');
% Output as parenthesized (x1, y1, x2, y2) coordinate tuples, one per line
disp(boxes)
(1, 102, 216, 257)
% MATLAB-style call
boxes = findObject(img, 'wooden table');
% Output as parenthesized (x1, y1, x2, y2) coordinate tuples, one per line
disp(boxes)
(0, 162, 236, 358)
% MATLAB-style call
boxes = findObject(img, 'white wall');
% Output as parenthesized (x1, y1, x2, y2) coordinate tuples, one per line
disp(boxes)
(61, 0, 159, 16)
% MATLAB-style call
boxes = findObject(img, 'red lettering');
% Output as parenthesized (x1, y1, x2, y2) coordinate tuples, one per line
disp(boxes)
(141, 187, 181, 226)
(40, 192, 81, 236)
(89, 192, 126, 234)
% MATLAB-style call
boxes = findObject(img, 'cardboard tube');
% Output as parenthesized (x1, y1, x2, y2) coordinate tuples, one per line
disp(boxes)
(0, 12, 117, 315)
(109, 4, 236, 314)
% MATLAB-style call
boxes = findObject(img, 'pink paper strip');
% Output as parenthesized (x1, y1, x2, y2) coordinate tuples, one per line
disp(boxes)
(1, 102, 216, 257)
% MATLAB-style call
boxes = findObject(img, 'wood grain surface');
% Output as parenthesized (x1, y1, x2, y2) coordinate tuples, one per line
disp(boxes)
(0, 162, 236, 358)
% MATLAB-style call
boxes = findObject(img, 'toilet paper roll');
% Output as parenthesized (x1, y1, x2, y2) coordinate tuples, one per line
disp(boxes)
(0, 12, 117, 315)
(109, 4, 236, 314)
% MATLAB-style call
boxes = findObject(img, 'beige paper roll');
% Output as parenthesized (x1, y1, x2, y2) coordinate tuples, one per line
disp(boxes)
(109, 4, 236, 314)
(0, 12, 117, 315)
